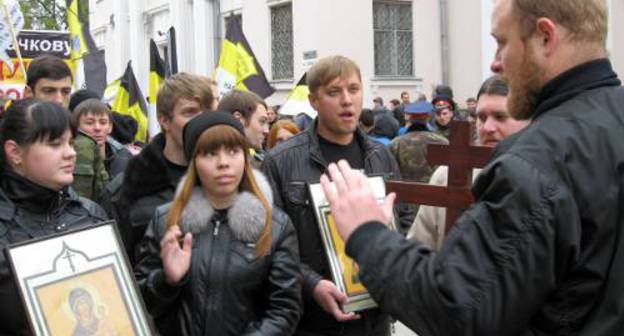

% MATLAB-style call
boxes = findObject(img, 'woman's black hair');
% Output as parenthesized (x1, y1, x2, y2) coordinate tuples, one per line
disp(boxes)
(0, 98, 75, 172)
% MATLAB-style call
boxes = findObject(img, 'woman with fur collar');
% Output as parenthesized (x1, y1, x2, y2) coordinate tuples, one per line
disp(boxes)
(135, 111, 302, 336)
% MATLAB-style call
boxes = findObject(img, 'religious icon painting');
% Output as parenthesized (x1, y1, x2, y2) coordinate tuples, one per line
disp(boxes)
(5, 222, 152, 336)
(309, 175, 395, 312)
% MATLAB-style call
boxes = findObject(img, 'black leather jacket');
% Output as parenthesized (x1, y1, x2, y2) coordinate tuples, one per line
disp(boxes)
(135, 189, 302, 336)
(345, 59, 624, 335)
(105, 137, 133, 178)
(115, 134, 183, 262)
(0, 175, 108, 335)
(261, 122, 413, 334)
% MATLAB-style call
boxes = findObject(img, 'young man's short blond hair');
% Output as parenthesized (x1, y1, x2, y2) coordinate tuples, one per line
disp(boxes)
(156, 72, 215, 119)
(513, 0, 608, 47)
(306, 55, 362, 94)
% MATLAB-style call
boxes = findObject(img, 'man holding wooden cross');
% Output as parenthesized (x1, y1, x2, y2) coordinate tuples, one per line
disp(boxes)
(406, 75, 528, 249)
(320, 0, 624, 335)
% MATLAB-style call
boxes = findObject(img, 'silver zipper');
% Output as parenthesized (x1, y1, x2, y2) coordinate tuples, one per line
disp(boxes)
(213, 220, 221, 236)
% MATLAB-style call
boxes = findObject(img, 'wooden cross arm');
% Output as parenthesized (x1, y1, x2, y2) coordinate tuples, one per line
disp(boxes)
(427, 144, 493, 168)
(386, 180, 474, 209)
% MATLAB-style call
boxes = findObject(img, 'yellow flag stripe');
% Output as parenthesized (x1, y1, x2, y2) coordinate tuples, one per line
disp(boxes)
(67, 0, 87, 59)
(289, 85, 310, 101)
(149, 71, 164, 105)
(112, 87, 148, 143)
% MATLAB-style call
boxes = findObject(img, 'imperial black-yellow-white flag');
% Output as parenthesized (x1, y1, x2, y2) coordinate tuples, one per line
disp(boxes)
(165, 27, 177, 77)
(112, 62, 148, 142)
(148, 39, 166, 137)
(215, 16, 274, 98)
(280, 73, 317, 118)
(66, 0, 107, 95)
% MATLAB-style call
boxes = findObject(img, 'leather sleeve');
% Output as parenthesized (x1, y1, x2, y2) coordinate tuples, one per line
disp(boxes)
(134, 208, 185, 318)
(261, 153, 323, 300)
(345, 154, 579, 335)
(244, 215, 302, 335)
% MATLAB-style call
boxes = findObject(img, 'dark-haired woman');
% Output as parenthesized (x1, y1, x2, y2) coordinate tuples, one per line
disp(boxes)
(135, 111, 301, 336)
(0, 99, 108, 335)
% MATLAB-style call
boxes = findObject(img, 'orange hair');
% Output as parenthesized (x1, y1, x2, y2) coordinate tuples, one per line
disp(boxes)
(267, 120, 300, 149)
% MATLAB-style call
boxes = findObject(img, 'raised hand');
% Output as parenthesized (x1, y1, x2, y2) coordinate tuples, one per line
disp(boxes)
(160, 225, 193, 285)
(320, 160, 396, 242)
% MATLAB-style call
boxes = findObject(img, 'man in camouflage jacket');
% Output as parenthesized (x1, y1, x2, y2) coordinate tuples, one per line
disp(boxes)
(72, 131, 109, 200)
(389, 101, 448, 183)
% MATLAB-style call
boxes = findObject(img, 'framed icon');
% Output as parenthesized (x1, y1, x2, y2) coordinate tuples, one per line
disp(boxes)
(309, 176, 394, 312)
(5, 221, 152, 336)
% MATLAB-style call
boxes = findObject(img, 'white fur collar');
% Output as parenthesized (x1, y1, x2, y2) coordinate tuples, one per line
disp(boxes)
(176, 169, 273, 242)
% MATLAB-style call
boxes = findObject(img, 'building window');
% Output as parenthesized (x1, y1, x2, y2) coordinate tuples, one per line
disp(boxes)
(271, 3, 293, 80)
(373, 1, 413, 77)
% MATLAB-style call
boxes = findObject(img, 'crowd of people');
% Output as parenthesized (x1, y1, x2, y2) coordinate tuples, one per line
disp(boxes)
(0, 0, 622, 335)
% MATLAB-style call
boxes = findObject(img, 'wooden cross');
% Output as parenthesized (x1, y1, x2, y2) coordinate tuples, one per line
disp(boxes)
(386, 120, 493, 234)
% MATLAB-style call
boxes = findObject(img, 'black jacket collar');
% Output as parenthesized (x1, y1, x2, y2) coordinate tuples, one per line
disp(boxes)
(304, 119, 376, 168)
(534, 58, 621, 120)
(0, 170, 75, 216)
(122, 133, 173, 203)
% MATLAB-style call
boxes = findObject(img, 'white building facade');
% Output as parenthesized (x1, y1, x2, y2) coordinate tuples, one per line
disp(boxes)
(90, 0, 624, 108)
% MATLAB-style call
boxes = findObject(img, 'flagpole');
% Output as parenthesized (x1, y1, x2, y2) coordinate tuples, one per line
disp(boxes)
(0, 0, 26, 81)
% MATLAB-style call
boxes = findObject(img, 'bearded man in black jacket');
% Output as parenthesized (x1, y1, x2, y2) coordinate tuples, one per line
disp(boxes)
(320, 0, 624, 335)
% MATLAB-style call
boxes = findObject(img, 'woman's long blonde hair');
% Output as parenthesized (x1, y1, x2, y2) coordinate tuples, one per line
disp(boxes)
(165, 125, 273, 256)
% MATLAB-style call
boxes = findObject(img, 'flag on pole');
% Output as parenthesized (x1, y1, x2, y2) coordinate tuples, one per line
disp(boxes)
(165, 26, 177, 77)
(215, 15, 274, 98)
(279, 73, 317, 118)
(0, 0, 24, 73)
(111, 62, 148, 143)
(102, 78, 119, 104)
(66, 0, 107, 95)
(148, 39, 166, 137)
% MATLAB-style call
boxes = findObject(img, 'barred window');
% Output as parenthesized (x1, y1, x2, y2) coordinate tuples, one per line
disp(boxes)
(271, 3, 294, 80)
(373, 1, 413, 77)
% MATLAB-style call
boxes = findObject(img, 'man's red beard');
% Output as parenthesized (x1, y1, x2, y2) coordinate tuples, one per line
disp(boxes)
(504, 48, 543, 120)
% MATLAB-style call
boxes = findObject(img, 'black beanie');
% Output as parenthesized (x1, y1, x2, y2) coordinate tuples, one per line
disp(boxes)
(69, 89, 101, 112)
(182, 111, 245, 159)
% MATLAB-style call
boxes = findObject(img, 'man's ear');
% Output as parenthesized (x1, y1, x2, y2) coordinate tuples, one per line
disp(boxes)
(534, 17, 558, 56)
(158, 114, 170, 132)
(232, 111, 248, 126)
(308, 93, 319, 111)
(23, 85, 34, 98)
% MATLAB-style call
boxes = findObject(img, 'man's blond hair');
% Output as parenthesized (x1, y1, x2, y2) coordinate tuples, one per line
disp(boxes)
(307, 55, 362, 94)
(157, 72, 215, 119)
(513, 0, 608, 47)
